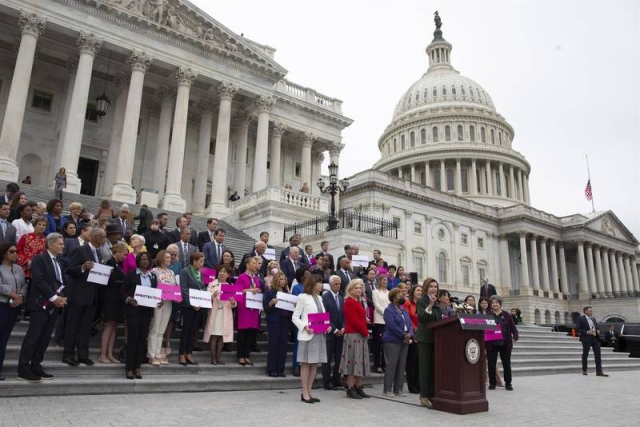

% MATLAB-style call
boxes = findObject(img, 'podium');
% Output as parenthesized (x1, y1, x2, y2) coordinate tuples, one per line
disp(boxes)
(427, 314, 498, 414)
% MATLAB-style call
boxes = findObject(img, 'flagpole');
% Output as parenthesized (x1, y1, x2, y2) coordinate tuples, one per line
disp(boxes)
(586, 155, 595, 213)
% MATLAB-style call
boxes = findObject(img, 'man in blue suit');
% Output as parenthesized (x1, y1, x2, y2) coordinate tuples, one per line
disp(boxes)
(576, 306, 608, 377)
(322, 275, 345, 390)
(203, 228, 228, 268)
(280, 246, 302, 287)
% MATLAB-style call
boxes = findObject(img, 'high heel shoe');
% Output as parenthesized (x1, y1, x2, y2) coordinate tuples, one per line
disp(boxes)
(300, 394, 315, 404)
(178, 356, 187, 366)
(310, 397, 320, 402)
(185, 358, 199, 366)
(126, 372, 134, 380)
(244, 359, 254, 366)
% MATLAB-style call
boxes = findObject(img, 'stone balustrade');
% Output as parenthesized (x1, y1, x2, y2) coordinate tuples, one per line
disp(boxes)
(230, 186, 328, 214)
(275, 79, 343, 114)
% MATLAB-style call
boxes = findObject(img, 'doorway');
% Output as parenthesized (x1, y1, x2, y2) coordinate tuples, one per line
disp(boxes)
(78, 157, 99, 196)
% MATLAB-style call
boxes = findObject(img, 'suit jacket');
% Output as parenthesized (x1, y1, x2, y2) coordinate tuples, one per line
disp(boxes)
(336, 269, 354, 296)
(291, 293, 326, 341)
(43, 213, 67, 236)
(61, 237, 84, 265)
(239, 249, 268, 276)
(65, 244, 103, 306)
(479, 283, 497, 298)
(316, 251, 335, 271)
(279, 246, 310, 266)
(176, 241, 197, 269)
(576, 315, 600, 343)
(322, 291, 344, 334)
(203, 241, 228, 269)
(121, 269, 158, 316)
(280, 258, 300, 287)
(27, 252, 65, 311)
(0, 220, 17, 244)
(197, 230, 214, 252)
(179, 267, 206, 308)
(169, 228, 197, 246)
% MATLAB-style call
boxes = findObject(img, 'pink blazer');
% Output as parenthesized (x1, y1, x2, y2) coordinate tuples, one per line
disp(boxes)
(236, 272, 262, 330)
(203, 280, 236, 343)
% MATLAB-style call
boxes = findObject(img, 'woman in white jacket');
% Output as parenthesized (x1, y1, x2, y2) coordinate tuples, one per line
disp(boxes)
(372, 275, 390, 373)
(292, 273, 330, 403)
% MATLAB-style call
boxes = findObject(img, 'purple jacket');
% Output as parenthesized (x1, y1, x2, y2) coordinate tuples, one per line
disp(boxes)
(485, 310, 519, 352)
(382, 305, 414, 344)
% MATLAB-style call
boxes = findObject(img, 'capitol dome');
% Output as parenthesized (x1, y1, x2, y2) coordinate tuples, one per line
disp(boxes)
(374, 14, 531, 208)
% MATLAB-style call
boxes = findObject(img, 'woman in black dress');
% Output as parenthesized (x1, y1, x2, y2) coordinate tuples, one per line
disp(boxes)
(99, 242, 127, 363)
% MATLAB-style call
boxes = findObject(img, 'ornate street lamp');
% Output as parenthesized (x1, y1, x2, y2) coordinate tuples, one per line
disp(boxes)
(317, 162, 349, 231)
(95, 50, 112, 117)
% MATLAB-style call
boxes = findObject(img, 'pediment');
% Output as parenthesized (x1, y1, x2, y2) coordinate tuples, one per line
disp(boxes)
(584, 211, 638, 245)
(82, 0, 287, 78)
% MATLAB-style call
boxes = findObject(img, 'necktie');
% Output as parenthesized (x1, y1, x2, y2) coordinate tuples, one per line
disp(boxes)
(0, 220, 6, 234)
(53, 257, 62, 283)
(93, 248, 100, 263)
(335, 293, 339, 309)
(294, 260, 299, 270)
(122, 219, 126, 233)
(217, 244, 221, 262)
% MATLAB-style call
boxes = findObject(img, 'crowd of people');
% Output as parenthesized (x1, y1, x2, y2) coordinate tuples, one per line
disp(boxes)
(0, 181, 528, 406)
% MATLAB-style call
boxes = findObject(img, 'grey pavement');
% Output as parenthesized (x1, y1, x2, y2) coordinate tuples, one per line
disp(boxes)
(1, 371, 637, 427)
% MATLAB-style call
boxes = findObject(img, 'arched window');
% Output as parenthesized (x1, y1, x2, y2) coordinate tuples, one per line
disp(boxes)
(498, 132, 502, 145)
(446, 167, 454, 191)
(442, 85, 447, 96)
(432, 127, 439, 142)
(410, 131, 415, 147)
(445, 125, 451, 141)
(490, 129, 495, 144)
(401, 135, 406, 149)
(469, 126, 475, 142)
(451, 86, 456, 95)
(421, 128, 427, 144)
(393, 138, 397, 152)
(437, 252, 447, 283)
(433, 168, 441, 190)
(480, 127, 486, 143)
(461, 167, 469, 192)
(415, 92, 420, 102)
(424, 89, 428, 99)
(457, 125, 463, 141)
(469, 87, 474, 98)
(433, 87, 437, 97)
(461, 86, 466, 96)
(495, 171, 501, 195)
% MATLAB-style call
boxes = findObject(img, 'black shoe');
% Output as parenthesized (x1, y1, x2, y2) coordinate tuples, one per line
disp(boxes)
(32, 370, 53, 380)
(269, 372, 278, 377)
(582, 371, 588, 376)
(277, 372, 286, 378)
(185, 358, 199, 366)
(126, 373, 134, 380)
(63, 358, 79, 366)
(505, 385, 513, 391)
(300, 394, 315, 404)
(336, 382, 347, 389)
(356, 387, 371, 398)
(293, 367, 300, 377)
(78, 358, 94, 366)
(347, 387, 363, 399)
(324, 385, 338, 390)
(0, 373, 5, 381)
(17, 373, 41, 383)
(311, 397, 320, 402)
(135, 374, 142, 379)
(488, 384, 496, 390)
(596, 372, 609, 377)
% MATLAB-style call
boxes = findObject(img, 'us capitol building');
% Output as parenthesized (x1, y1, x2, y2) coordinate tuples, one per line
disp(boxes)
(0, 1, 637, 323)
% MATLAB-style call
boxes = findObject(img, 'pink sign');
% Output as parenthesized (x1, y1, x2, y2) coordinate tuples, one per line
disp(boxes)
(220, 284, 244, 303)
(308, 312, 330, 334)
(158, 283, 182, 302)
(200, 267, 217, 284)
(484, 329, 503, 342)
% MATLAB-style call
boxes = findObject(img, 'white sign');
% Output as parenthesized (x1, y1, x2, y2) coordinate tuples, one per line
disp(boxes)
(264, 248, 276, 261)
(87, 263, 113, 285)
(245, 292, 264, 311)
(351, 255, 369, 268)
(275, 291, 298, 312)
(189, 288, 213, 309)
(133, 286, 162, 308)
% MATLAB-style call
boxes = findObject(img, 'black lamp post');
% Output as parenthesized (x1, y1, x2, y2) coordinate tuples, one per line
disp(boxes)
(316, 162, 349, 231)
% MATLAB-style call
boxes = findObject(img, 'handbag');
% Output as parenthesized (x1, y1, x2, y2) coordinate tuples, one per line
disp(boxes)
(117, 344, 127, 363)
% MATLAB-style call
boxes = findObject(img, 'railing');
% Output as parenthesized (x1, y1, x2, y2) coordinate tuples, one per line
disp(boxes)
(283, 210, 398, 242)
(275, 79, 343, 114)
(230, 186, 327, 214)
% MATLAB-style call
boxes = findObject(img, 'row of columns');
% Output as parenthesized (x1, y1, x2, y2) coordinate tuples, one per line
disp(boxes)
(515, 232, 640, 297)
(395, 158, 530, 204)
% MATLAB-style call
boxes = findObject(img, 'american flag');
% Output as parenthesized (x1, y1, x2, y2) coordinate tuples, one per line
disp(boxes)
(585, 179, 593, 201)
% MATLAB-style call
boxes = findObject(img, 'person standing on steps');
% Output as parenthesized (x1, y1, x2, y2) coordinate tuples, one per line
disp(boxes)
(53, 168, 67, 201)
(576, 306, 609, 377)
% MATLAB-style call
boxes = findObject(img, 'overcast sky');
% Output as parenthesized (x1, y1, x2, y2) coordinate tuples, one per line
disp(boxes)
(193, 0, 640, 240)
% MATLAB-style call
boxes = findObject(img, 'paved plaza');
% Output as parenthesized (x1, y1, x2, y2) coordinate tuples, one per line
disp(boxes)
(0, 370, 637, 427)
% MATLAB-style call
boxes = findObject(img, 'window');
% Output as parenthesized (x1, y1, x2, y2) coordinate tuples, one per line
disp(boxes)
(445, 125, 451, 141)
(421, 129, 427, 144)
(414, 222, 422, 234)
(481, 127, 486, 143)
(446, 167, 454, 191)
(85, 103, 98, 122)
(415, 92, 420, 102)
(461, 167, 469, 192)
(392, 217, 401, 229)
(457, 125, 463, 141)
(461, 86, 466, 96)
(478, 237, 485, 249)
(401, 135, 405, 149)
(393, 138, 397, 152)
(32, 91, 53, 112)
(469, 87, 474, 98)
(410, 131, 415, 147)
(490, 129, 495, 144)
(442, 85, 447, 96)
(432, 127, 439, 142)
(495, 171, 501, 195)
(433, 168, 441, 190)
(438, 229, 445, 240)
(469, 126, 475, 142)
(424, 89, 428, 99)
(433, 87, 437, 97)
(461, 233, 468, 245)
(209, 137, 216, 155)
(499, 132, 502, 146)
(478, 266, 487, 285)
(462, 265, 470, 286)
(413, 255, 424, 281)
(294, 162, 301, 178)
(452, 86, 457, 95)
(438, 252, 447, 283)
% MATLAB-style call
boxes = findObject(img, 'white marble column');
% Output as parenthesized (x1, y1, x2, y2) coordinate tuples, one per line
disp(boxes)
(631, 257, 639, 293)
(585, 243, 597, 295)
(207, 82, 237, 216)
(517, 169, 525, 202)
(269, 123, 287, 187)
(252, 96, 275, 192)
(498, 163, 505, 197)
(54, 57, 78, 183)
(509, 165, 516, 199)
(593, 244, 605, 295)
(499, 234, 511, 289)
(111, 51, 153, 202)
(300, 132, 315, 191)
(485, 160, 493, 195)
(100, 73, 129, 197)
(530, 235, 540, 290)
(519, 232, 530, 290)
(454, 158, 462, 195)
(624, 255, 634, 295)
(609, 250, 620, 295)
(439, 159, 445, 191)
(424, 161, 431, 187)
(558, 242, 568, 294)
(140, 103, 160, 192)
(539, 237, 550, 292)
(617, 253, 628, 295)
(233, 110, 251, 195)
(191, 98, 215, 215)
(523, 174, 531, 205)
(601, 247, 613, 296)
(151, 85, 175, 196)
(411, 164, 416, 183)
(576, 240, 589, 295)
(549, 240, 559, 292)
(57, 32, 102, 193)
(159, 66, 197, 212)
(470, 159, 477, 195)
(398, 169, 403, 179)
(0, 12, 46, 180)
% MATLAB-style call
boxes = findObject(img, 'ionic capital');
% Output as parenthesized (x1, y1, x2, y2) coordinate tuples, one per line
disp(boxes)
(19, 11, 46, 38)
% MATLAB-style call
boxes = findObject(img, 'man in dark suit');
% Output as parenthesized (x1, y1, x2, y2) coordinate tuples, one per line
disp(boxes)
(169, 215, 198, 246)
(336, 257, 355, 296)
(279, 234, 309, 265)
(239, 241, 268, 276)
(280, 246, 302, 287)
(368, 249, 388, 269)
(197, 218, 218, 251)
(17, 233, 67, 382)
(143, 219, 170, 260)
(62, 228, 107, 366)
(576, 306, 608, 376)
(322, 275, 345, 390)
(0, 201, 17, 244)
(115, 204, 133, 236)
(479, 277, 497, 299)
(176, 228, 197, 269)
(259, 231, 273, 249)
(61, 222, 92, 263)
(203, 228, 227, 268)
(315, 240, 335, 272)
(2, 182, 19, 204)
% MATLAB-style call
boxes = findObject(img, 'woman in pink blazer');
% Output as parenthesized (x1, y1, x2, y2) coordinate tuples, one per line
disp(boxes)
(235, 256, 262, 366)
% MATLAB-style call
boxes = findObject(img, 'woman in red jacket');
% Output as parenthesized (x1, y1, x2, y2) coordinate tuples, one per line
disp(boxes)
(339, 278, 371, 399)
(403, 284, 422, 394)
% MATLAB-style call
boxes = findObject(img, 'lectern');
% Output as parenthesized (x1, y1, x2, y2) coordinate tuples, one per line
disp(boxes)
(427, 314, 498, 414)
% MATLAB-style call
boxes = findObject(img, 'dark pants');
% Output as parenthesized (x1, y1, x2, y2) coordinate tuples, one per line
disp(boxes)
(179, 307, 202, 355)
(63, 302, 95, 360)
(18, 309, 59, 375)
(322, 334, 344, 387)
(0, 303, 21, 373)
(372, 324, 386, 369)
(125, 309, 152, 372)
(54, 306, 67, 343)
(237, 328, 257, 359)
(266, 318, 290, 375)
(405, 341, 419, 392)
(384, 342, 409, 393)
(418, 342, 434, 398)
(487, 344, 512, 387)
(581, 337, 603, 373)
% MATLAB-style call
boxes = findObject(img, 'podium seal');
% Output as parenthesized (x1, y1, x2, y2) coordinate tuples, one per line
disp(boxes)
(465, 338, 480, 364)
